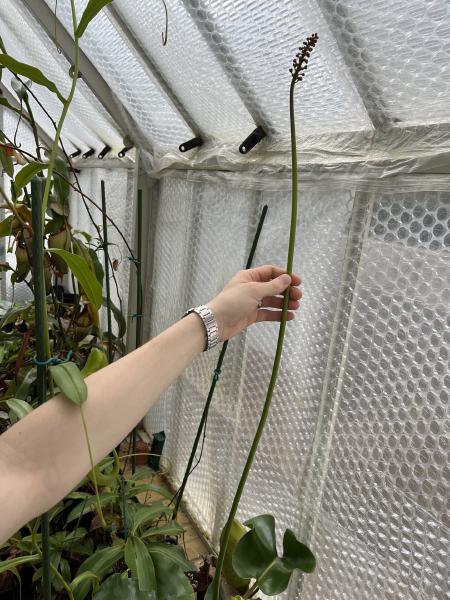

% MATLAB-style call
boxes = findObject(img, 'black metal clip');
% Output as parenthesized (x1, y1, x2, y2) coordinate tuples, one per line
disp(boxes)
(179, 137, 203, 152)
(98, 145, 112, 159)
(69, 149, 82, 159)
(239, 126, 266, 154)
(82, 148, 95, 159)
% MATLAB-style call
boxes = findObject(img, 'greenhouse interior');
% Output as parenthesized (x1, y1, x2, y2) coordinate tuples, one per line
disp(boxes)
(0, 1, 449, 599)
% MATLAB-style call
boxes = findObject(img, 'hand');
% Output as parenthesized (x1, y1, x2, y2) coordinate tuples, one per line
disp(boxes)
(208, 265, 302, 341)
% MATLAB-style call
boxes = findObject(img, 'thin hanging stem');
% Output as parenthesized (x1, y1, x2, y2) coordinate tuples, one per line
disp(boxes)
(101, 180, 114, 364)
(172, 204, 268, 519)
(211, 35, 318, 600)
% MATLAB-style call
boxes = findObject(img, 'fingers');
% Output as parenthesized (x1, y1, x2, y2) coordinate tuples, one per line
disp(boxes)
(261, 296, 300, 310)
(256, 310, 296, 323)
(246, 265, 301, 287)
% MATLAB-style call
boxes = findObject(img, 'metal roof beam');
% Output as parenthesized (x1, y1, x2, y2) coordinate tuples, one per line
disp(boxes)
(106, 5, 200, 138)
(19, 0, 143, 147)
(314, 0, 392, 129)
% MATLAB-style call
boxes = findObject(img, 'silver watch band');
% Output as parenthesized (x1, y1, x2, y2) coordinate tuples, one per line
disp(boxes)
(183, 305, 220, 351)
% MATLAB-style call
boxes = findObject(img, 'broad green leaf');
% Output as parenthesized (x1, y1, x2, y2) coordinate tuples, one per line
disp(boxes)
(126, 482, 173, 501)
(103, 297, 126, 338)
(0, 215, 14, 238)
(152, 550, 195, 600)
(89, 249, 104, 285)
(125, 535, 157, 594)
(233, 515, 316, 596)
(0, 554, 40, 574)
(75, 545, 124, 600)
(81, 347, 108, 378)
(6, 398, 33, 420)
(70, 571, 99, 600)
(66, 492, 115, 525)
(50, 362, 87, 406)
(221, 520, 250, 593)
(76, 0, 114, 38)
(148, 544, 195, 573)
(90, 449, 120, 486)
(140, 521, 184, 540)
(0, 54, 66, 103)
(130, 503, 172, 535)
(48, 249, 103, 309)
(15, 162, 48, 193)
(93, 574, 155, 600)
(282, 529, 316, 573)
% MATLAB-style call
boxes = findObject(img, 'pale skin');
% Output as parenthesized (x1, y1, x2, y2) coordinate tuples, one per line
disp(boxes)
(0, 265, 301, 544)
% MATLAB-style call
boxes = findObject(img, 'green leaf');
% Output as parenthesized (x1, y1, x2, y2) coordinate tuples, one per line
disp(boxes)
(282, 529, 316, 573)
(221, 520, 250, 593)
(0, 54, 66, 103)
(6, 398, 33, 420)
(232, 515, 316, 596)
(81, 347, 108, 378)
(15, 162, 48, 193)
(140, 521, 184, 540)
(130, 503, 173, 535)
(66, 492, 116, 525)
(48, 249, 103, 309)
(14, 367, 37, 400)
(147, 544, 196, 573)
(152, 550, 195, 600)
(89, 249, 104, 286)
(93, 574, 155, 600)
(75, 545, 124, 600)
(125, 482, 173, 501)
(76, 0, 114, 38)
(103, 297, 126, 338)
(70, 571, 99, 600)
(0, 96, 25, 118)
(50, 362, 87, 406)
(125, 535, 157, 594)
(0, 215, 14, 237)
(0, 554, 40, 574)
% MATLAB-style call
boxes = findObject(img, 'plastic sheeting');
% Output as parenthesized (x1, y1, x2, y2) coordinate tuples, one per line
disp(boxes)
(1, 0, 448, 168)
(144, 172, 449, 600)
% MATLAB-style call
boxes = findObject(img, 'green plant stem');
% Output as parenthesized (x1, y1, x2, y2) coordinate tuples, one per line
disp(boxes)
(173, 204, 268, 520)
(243, 582, 260, 599)
(211, 80, 298, 600)
(132, 190, 143, 474)
(24, 96, 42, 162)
(40, 0, 79, 219)
(101, 180, 113, 364)
(80, 405, 107, 528)
(30, 177, 52, 600)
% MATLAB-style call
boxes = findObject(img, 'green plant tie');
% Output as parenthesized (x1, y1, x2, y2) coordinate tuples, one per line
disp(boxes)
(127, 256, 141, 264)
(33, 350, 73, 366)
(129, 312, 143, 319)
(213, 368, 221, 382)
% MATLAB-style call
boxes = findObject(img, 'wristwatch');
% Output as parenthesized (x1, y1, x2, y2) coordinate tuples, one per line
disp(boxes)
(183, 305, 220, 351)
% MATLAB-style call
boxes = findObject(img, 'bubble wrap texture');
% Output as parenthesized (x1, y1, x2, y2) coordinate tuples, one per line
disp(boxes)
(1, 1, 122, 152)
(145, 176, 450, 600)
(44, 0, 192, 153)
(299, 191, 450, 600)
(113, 0, 254, 142)
(317, 0, 450, 127)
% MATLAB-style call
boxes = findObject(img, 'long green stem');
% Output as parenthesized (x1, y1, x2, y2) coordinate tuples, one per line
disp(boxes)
(80, 405, 107, 528)
(173, 204, 268, 519)
(101, 180, 114, 364)
(211, 79, 298, 600)
(40, 0, 79, 218)
(30, 177, 51, 600)
(132, 190, 143, 473)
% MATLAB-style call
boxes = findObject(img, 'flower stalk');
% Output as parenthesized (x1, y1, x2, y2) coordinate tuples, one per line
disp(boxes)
(211, 34, 318, 600)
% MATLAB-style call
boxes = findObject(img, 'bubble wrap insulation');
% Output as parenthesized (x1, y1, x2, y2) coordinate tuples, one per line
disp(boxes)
(144, 176, 449, 600)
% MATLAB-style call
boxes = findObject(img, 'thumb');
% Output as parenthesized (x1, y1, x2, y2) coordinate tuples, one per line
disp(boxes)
(258, 274, 291, 298)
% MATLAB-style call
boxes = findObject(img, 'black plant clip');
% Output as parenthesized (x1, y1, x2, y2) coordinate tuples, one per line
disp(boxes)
(118, 144, 134, 158)
(98, 145, 112, 159)
(179, 136, 203, 152)
(82, 148, 95, 159)
(69, 149, 82, 158)
(239, 126, 266, 154)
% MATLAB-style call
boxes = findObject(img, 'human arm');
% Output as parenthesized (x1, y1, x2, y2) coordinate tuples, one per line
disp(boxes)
(0, 265, 301, 542)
